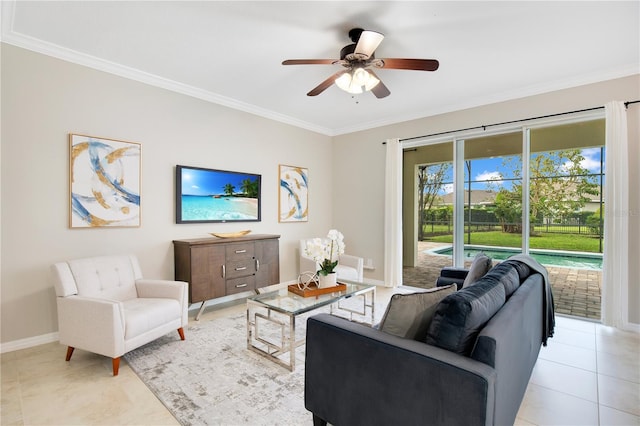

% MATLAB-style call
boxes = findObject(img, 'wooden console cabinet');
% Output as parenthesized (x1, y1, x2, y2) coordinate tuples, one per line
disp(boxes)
(173, 234, 280, 319)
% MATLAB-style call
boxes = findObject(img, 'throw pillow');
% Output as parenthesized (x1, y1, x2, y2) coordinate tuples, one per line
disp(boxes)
(462, 252, 493, 288)
(379, 284, 457, 341)
(425, 278, 506, 356)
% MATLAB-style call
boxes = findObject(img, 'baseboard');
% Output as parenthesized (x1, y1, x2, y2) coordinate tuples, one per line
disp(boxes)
(1, 331, 59, 354)
(622, 320, 640, 334)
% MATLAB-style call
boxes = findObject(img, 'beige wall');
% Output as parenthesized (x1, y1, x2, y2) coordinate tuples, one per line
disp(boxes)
(333, 74, 640, 327)
(0, 44, 334, 344)
(2, 43, 638, 346)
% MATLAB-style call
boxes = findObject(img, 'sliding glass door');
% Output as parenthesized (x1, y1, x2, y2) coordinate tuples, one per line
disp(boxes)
(528, 120, 604, 319)
(402, 115, 605, 320)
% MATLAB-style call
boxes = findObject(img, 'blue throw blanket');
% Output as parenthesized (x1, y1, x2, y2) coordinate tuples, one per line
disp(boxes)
(508, 254, 555, 346)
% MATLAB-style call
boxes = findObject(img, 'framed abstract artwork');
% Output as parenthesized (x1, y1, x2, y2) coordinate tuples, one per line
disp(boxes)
(278, 164, 308, 222)
(69, 134, 141, 228)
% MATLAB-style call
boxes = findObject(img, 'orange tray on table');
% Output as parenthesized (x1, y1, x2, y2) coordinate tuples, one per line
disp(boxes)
(288, 282, 347, 297)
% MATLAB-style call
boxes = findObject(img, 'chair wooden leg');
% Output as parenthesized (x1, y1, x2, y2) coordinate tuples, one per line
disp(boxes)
(177, 327, 185, 340)
(112, 357, 120, 376)
(65, 346, 75, 362)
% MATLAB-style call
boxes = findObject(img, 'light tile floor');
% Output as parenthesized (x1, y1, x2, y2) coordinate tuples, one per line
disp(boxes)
(1, 287, 638, 425)
(516, 315, 640, 425)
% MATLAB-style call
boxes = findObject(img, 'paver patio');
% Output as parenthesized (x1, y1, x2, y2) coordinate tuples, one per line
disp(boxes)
(403, 241, 602, 320)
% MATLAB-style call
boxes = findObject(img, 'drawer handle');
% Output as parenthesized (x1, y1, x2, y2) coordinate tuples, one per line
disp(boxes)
(235, 266, 247, 271)
(256, 259, 260, 271)
(235, 283, 248, 288)
(235, 249, 247, 254)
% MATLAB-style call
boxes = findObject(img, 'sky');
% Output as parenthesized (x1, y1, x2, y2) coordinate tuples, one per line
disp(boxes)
(435, 148, 603, 194)
(180, 166, 259, 196)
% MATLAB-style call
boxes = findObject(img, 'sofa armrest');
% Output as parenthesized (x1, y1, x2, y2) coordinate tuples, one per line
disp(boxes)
(436, 276, 465, 289)
(305, 313, 496, 426)
(440, 266, 469, 280)
(56, 295, 126, 358)
(136, 280, 188, 326)
(136, 279, 186, 300)
(436, 267, 469, 290)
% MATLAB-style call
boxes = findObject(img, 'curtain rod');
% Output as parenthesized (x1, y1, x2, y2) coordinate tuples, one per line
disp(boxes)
(381, 99, 640, 144)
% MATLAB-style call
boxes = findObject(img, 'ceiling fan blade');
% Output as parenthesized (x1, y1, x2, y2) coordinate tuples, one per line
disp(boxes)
(380, 58, 440, 71)
(368, 71, 390, 98)
(354, 30, 384, 59)
(282, 59, 336, 65)
(307, 70, 347, 96)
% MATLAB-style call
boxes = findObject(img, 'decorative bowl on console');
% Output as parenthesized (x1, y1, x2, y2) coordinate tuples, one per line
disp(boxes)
(210, 230, 251, 238)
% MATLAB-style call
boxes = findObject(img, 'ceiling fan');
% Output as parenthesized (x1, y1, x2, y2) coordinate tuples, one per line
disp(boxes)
(282, 28, 439, 98)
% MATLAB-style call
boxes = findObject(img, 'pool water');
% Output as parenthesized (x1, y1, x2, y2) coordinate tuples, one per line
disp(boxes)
(429, 246, 603, 270)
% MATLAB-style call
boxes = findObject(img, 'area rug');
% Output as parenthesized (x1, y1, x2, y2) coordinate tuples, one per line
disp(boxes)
(124, 298, 386, 425)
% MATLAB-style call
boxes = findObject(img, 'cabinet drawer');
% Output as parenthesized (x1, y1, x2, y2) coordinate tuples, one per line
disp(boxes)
(225, 259, 257, 279)
(225, 243, 255, 261)
(226, 276, 256, 295)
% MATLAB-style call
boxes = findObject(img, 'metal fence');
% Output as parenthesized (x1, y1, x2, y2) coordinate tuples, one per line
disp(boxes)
(421, 216, 602, 237)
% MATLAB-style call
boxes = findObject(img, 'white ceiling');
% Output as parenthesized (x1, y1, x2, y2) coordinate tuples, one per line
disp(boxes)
(2, 1, 638, 136)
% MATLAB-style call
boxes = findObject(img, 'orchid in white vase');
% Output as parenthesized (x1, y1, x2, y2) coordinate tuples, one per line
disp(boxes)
(305, 229, 346, 277)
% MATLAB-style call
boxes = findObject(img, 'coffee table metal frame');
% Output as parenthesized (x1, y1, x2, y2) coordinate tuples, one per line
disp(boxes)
(246, 282, 376, 371)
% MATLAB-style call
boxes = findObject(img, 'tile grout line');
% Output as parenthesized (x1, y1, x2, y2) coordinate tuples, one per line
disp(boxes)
(594, 329, 602, 425)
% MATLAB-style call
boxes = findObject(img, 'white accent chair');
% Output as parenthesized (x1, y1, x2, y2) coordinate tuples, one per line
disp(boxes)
(299, 238, 364, 282)
(51, 255, 188, 376)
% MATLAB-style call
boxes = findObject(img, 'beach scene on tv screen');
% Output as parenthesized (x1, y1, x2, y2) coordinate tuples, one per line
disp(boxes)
(180, 168, 259, 221)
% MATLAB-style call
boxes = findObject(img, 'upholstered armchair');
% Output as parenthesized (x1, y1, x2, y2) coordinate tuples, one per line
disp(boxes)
(299, 238, 364, 282)
(51, 255, 188, 376)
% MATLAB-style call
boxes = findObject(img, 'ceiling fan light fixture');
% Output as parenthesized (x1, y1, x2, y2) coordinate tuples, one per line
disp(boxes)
(335, 68, 380, 94)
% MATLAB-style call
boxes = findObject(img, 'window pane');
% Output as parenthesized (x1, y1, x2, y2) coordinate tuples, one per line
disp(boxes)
(464, 132, 523, 252)
(402, 142, 454, 288)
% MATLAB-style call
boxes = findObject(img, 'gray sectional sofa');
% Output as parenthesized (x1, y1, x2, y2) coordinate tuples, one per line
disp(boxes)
(304, 255, 554, 426)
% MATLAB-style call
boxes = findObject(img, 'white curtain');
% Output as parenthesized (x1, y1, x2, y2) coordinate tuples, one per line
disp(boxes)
(384, 138, 402, 287)
(602, 101, 629, 328)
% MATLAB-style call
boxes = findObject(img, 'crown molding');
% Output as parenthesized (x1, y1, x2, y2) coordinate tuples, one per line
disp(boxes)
(2, 1, 637, 138)
(0, 1, 333, 136)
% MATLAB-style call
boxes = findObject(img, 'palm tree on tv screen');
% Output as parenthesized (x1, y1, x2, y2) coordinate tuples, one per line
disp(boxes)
(240, 178, 258, 198)
(223, 183, 235, 196)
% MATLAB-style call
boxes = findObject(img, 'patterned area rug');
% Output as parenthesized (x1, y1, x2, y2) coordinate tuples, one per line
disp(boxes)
(124, 297, 386, 425)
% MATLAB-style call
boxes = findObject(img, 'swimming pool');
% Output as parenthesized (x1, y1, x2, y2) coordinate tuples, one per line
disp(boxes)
(428, 245, 603, 270)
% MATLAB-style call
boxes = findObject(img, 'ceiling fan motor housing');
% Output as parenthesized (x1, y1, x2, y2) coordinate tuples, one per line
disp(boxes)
(340, 43, 375, 62)
(340, 43, 356, 60)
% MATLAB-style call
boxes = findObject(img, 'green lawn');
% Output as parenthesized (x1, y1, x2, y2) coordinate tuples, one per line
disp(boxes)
(425, 230, 602, 253)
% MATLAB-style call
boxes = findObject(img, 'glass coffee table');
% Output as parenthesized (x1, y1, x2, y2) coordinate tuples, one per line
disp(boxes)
(246, 281, 376, 371)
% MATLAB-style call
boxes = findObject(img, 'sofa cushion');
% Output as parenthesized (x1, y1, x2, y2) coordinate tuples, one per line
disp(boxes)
(379, 284, 457, 341)
(502, 259, 531, 282)
(480, 262, 521, 298)
(123, 297, 181, 339)
(426, 278, 506, 355)
(462, 252, 493, 288)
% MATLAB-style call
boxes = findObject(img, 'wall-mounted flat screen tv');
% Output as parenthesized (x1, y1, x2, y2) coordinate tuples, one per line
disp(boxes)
(176, 165, 261, 223)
